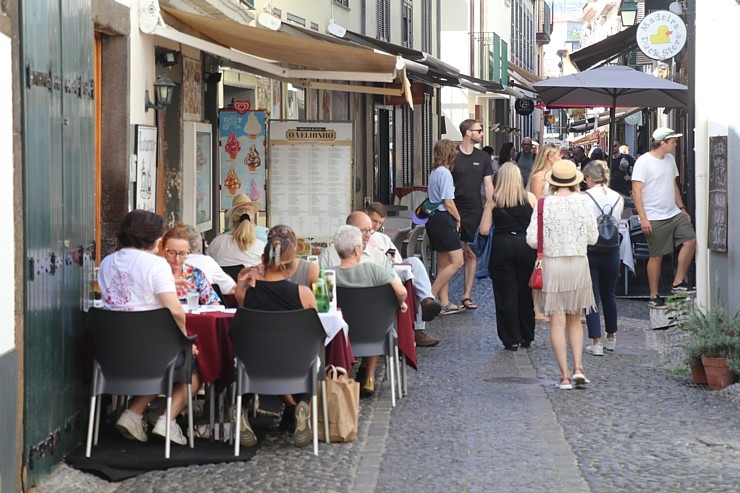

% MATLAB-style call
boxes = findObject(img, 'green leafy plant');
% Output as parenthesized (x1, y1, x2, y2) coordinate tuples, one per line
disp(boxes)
(673, 296, 740, 369)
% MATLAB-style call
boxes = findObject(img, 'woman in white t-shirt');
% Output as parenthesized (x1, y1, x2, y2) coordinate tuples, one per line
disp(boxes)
(208, 208, 266, 268)
(98, 210, 199, 446)
(582, 161, 624, 357)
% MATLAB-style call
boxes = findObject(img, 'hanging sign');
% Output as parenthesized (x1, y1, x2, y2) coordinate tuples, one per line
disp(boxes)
(514, 98, 535, 116)
(636, 10, 687, 61)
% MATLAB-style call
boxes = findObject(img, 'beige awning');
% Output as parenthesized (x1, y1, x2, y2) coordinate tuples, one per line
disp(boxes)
(150, 7, 412, 105)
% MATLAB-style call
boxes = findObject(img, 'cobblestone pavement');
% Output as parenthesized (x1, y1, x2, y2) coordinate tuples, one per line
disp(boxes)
(35, 274, 740, 492)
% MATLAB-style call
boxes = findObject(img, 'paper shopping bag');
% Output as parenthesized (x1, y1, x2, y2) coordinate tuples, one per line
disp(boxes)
(317, 365, 360, 442)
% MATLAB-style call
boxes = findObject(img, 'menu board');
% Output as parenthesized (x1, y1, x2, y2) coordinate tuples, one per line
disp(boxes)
(708, 135, 728, 252)
(269, 121, 353, 251)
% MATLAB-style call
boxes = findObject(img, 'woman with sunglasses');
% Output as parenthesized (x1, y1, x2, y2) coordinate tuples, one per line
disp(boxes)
(161, 225, 220, 305)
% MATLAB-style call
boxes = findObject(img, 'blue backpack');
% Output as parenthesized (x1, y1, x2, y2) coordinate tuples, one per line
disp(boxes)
(586, 193, 621, 253)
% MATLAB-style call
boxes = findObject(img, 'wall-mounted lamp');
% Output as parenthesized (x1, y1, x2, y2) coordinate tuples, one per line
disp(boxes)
(204, 71, 222, 84)
(145, 74, 176, 112)
(619, 0, 638, 26)
(156, 48, 180, 67)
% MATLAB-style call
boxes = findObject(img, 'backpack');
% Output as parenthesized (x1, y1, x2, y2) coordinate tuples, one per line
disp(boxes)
(586, 193, 621, 253)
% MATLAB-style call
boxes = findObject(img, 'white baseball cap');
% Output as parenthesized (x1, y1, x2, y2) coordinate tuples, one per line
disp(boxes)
(652, 127, 683, 141)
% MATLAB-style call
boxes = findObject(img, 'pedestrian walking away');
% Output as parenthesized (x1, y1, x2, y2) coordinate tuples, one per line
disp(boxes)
(480, 163, 537, 351)
(583, 161, 624, 356)
(527, 160, 598, 390)
(631, 128, 696, 308)
(452, 119, 494, 311)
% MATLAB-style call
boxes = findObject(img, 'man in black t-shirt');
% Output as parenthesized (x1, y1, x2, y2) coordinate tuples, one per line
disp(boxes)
(451, 119, 494, 311)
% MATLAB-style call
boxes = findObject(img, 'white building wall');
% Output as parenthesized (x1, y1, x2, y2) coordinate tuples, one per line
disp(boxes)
(131, 0, 157, 127)
(0, 32, 14, 356)
(440, 0, 473, 135)
(694, 0, 740, 310)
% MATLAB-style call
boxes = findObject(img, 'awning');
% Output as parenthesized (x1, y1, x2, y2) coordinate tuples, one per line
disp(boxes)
(569, 25, 639, 72)
(568, 107, 641, 132)
(154, 7, 412, 102)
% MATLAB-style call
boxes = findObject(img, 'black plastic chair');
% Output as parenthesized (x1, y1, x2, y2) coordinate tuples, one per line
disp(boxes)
(336, 285, 401, 406)
(222, 265, 245, 282)
(229, 308, 328, 456)
(84, 308, 197, 459)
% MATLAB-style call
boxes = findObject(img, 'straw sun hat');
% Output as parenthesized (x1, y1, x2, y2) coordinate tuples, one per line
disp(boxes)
(227, 193, 261, 221)
(544, 160, 583, 188)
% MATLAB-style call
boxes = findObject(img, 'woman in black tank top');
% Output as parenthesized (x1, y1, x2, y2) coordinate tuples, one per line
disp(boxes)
(236, 224, 318, 448)
(480, 163, 538, 351)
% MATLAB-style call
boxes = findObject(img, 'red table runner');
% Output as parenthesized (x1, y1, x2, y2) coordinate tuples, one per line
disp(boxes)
(396, 281, 418, 369)
(186, 312, 234, 393)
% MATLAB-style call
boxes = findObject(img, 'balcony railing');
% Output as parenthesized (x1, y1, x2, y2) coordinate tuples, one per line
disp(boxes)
(536, 1, 553, 44)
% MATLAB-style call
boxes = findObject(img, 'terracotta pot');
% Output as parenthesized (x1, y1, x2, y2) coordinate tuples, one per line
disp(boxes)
(690, 364, 708, 385)
(701, 356, 736, 390)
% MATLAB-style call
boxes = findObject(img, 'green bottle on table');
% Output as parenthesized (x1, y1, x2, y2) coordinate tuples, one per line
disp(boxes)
(314, 268, 330, 313)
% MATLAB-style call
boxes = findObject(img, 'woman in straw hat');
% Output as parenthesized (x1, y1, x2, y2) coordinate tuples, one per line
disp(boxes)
(526, 160, 599, 390)
(209, 194, 266, 268)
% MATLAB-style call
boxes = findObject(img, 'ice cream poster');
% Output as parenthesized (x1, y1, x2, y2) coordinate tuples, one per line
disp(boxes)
(219, 107, 266, 210)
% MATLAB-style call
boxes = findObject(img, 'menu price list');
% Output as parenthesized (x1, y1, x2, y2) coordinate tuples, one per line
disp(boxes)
(270, 143, 351, 238)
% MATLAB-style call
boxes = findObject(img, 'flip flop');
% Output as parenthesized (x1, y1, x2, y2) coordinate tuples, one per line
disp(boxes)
(440, 303, 465, 315)
(461, 298, 478, 310)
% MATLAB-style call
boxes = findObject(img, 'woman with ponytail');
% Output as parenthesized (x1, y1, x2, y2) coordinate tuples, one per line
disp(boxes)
(234, 224, 318, 448)
(209, 195, 266, 268)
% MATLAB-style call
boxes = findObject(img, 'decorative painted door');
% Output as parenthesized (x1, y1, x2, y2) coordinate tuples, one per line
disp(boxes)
(20, 0, 95, 483)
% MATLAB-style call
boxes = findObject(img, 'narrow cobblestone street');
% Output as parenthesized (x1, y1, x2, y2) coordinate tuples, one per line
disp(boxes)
(37, 275, 740, 492)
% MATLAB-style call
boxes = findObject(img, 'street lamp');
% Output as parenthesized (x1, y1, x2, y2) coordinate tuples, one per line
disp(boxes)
(619, 0, 638, 26)
(144, 74, 176, 112)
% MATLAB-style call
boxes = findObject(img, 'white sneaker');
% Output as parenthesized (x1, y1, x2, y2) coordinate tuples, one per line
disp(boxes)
(152, 415, 187, 445)
(230, 404, 258, 447)
(585, 343, 604, 356)
(116, 409, 148, 442)
(603, 336, 616, 352)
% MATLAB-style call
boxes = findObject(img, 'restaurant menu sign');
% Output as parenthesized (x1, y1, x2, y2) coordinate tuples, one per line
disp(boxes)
(268, 121, 353, 253)
(708, 136, 728, 252)
(636, 10, 687, 61)
(219, 102, 266, 211)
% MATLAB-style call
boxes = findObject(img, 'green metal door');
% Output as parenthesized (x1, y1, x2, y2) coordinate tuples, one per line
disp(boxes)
(21, 0, 95, 482)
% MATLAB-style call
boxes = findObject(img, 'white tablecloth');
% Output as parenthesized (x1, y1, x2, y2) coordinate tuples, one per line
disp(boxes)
(619, 220, 635, 273)
(319, 310, 349, 346)
(393, 263, 415, 282)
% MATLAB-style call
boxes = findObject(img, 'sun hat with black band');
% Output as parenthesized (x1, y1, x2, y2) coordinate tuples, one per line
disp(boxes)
(544, 160, 584, 188)
(652, 127, 683, 142)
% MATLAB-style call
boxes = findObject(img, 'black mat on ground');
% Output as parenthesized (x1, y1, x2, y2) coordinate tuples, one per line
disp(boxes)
(66, 424, 260, 482)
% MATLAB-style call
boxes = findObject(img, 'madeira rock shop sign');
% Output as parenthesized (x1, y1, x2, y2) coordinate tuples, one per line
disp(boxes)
(636, 10, 687, 61)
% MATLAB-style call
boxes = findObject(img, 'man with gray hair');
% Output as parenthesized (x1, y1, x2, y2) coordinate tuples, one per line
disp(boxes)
(331, 224, 408, 397)
(184, 224, 236, 296)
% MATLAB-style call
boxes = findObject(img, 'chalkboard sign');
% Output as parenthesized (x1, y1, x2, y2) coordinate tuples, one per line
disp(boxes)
(708, 135, 728, 252)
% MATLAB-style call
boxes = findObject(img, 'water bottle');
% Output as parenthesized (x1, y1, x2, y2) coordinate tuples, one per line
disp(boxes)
(313, 268, 330, 313)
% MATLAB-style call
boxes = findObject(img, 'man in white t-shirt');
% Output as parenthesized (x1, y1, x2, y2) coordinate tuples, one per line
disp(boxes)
(631, 128, 696, 307)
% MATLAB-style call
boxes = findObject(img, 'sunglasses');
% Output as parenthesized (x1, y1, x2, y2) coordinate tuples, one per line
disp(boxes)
(470, 128, 484, 133)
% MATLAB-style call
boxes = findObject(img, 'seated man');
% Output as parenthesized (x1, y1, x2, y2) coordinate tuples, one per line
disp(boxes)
(364, 202, 442, 346)
(331, 225, 408, 397)
(320, 210, 442, 346)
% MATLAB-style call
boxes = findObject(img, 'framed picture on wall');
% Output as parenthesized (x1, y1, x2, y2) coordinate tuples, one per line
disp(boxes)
(183, 122, 213, 232)
(134, 124, 157, 212)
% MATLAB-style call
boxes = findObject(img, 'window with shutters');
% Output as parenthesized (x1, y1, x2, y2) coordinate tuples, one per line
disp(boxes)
(402, 1, 413, 48)
(333, 0, 350, 8)
(239, 0, 255, 9)
(402, 104, 413, 186)
(421, 0, 431, 52)
(422, 93, 432, 184)
(377, 0, 390, 41)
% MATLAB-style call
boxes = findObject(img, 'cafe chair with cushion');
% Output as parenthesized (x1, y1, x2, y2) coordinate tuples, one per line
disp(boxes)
(221, 264, 245, 282)
(336, 285, 402, 407)
(229, 308, 327, 456)
(84, 307, 197, 459)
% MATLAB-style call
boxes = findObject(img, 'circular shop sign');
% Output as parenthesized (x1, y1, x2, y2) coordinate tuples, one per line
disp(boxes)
(636, 10, 687, 61)
(515, 98, 535, 116)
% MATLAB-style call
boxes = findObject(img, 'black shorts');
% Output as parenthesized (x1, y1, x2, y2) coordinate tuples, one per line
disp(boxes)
(458, 208, 482, 243)
(425, 210, 462, 253)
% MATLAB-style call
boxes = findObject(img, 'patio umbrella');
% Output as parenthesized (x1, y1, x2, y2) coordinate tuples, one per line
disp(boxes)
(532, 65, 688, 152)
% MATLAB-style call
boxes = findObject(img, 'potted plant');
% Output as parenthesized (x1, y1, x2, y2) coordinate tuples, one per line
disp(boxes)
(673, 296, 740, 388)
(670, 294, 708, 384)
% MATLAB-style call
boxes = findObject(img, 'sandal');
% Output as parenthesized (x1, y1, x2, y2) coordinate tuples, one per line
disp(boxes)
(461, 298, 478, 310)
(440, 303, 465, 315)
(558, 377, 573, 390)
(572, 369, 590, 385)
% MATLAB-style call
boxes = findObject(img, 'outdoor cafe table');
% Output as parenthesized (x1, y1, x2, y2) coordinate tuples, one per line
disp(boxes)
(185, 307, 353, 392)
(393, 265, 418, 370)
